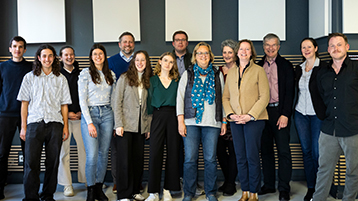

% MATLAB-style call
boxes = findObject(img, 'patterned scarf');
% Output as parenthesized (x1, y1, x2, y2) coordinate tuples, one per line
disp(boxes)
(191, 63, 216, 123)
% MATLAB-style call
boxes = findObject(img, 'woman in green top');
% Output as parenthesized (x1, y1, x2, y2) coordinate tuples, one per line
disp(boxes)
(146, 52, 180, 201)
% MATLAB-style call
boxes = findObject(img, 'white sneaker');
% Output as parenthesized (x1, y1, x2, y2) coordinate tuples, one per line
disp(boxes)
(133, 193, 146, 201)
(118, 199, 131, 201)
(163, 189, 172, 201)
(145, 193, 159, 201)
(63, 185, 74, 197)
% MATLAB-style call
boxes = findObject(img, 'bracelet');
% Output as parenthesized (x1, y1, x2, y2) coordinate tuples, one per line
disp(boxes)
(222, 121, 227, 124)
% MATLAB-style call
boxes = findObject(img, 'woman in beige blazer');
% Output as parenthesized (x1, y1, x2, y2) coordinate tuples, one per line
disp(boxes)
(222, 39, 270, 201)
(113, 50, 152, 201)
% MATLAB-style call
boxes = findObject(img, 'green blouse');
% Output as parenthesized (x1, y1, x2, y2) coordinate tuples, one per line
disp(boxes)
(147, 75, 179, 114)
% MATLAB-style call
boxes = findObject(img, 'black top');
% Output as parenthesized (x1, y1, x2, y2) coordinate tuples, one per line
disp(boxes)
(257, 54, 295, 118)
(294, 60, 327, 120)
(0, 58, 32, 117)
(60, 61, 81, 113)
(317, 56, 358, 137)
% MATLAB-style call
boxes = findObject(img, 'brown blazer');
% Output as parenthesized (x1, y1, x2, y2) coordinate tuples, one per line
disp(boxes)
(222, 60, 270, 120)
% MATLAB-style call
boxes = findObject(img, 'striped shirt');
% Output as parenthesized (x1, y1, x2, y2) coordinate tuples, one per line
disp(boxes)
(78, 68, 116, 124)
(17, 70, 72, 124)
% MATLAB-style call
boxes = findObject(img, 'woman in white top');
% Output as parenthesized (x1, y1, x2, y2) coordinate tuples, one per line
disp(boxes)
(78, 44, 116, 201)
(294, 38, 326, 201)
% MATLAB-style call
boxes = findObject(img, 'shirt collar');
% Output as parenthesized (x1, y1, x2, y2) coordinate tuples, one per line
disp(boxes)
(265, 56, 277, 65)
(120, 51, 133, 62)
(300, 57, 320, 68)
(40, 69, 54, 77)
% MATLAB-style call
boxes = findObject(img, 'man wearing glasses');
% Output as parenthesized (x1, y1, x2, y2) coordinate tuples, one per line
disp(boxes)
(172, 30, 192, 76)
(257, 33, 294, 201)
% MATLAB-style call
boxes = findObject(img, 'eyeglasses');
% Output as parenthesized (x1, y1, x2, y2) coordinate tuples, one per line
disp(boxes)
(174, 39, 187, 42)
(196, 52, 209, 57)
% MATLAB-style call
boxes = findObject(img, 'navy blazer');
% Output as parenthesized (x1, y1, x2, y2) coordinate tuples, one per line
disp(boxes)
(257, 54, 295, 118)
(294, 60, 327, 120)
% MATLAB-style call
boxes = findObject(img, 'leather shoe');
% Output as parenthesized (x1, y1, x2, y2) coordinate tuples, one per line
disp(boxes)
(248, 193, 258, 201)
(238, 191, 249, 201)
(279, 191, 290, 201)
(258, 186, 275, 195)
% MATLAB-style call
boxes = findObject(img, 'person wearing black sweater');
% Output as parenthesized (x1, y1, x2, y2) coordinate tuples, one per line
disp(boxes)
(0, 36, 32, 199)
(57, 46, 86, 197)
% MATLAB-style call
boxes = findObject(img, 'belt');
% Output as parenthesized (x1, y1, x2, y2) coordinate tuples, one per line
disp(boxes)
(268, 102, 279, 107)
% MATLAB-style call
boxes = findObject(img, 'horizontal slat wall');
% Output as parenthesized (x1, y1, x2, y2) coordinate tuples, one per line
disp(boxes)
(8, 143, 307, 171)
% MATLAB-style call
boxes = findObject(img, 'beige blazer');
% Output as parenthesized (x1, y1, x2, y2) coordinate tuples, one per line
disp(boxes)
(222, 60, 270, 120)
(113, 74, 151, 133)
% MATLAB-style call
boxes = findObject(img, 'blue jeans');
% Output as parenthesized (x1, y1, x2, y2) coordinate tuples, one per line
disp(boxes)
(183, 126, 220, 197)
(81, 105, 113, 186)
(294, 111, 321, 188)
(230, 120, 264, 193)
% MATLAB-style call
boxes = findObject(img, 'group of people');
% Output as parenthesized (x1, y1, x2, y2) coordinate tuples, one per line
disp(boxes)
(0, 30, 357, 201)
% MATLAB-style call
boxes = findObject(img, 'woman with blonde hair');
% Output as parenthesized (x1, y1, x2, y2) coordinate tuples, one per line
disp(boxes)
(145, 52, 181, 201)
(177, 42, 226, 201)
(222, 39, 270, 201)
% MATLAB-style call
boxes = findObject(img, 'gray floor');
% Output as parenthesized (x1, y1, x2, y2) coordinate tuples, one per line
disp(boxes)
(1, 181, 347, 201)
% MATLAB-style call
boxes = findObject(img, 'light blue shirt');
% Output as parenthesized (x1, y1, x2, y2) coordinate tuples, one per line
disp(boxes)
(176, 56, 186, 76)
(17, 70, 72, 124)
(120, 51, 133, 63)
(295, 58, 320, 115)
(78, 68, 116, 124)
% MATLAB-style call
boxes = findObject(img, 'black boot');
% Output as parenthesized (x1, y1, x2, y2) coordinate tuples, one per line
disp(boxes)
(95, 183, 108, 201)
(86, 185, 96, 201)
(304, 188, 315, 201)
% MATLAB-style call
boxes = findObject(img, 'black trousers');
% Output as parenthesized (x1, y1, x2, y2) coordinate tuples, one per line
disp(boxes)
(147, 106, 181, 193)
(0, 116, 25, 187)
(261, 106, 292, 192)
(116, 131, 145, 199)
(216, 131, 237, 184)
(23, 121, 63, 201)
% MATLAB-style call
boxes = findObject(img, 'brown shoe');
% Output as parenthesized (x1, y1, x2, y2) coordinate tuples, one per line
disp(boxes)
(239, 191, 249, 201)
(248, 193, 258, 201)
(112, 184, 117, 194)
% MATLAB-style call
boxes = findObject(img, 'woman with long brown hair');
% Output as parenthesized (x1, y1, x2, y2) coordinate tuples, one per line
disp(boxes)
(113, 50, 152, 201)
(78, 44, 116, 201)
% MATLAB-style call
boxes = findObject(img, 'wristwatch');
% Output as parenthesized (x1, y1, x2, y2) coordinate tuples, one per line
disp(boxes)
(249, 114, 255, 121)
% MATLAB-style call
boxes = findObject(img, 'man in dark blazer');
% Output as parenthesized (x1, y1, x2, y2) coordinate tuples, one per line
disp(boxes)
(257, 33, 294, 201)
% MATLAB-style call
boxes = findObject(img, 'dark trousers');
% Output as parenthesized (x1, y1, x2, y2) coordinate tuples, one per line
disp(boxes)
(116, 131, 145, 199)
(147, 107, 181, 193)
(261, 106, 292, 192)
(0, 116, 25, 187)
(23, 121, 63, 201)
(231, 121, 264, 193)
(216, 131, 237, 185)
